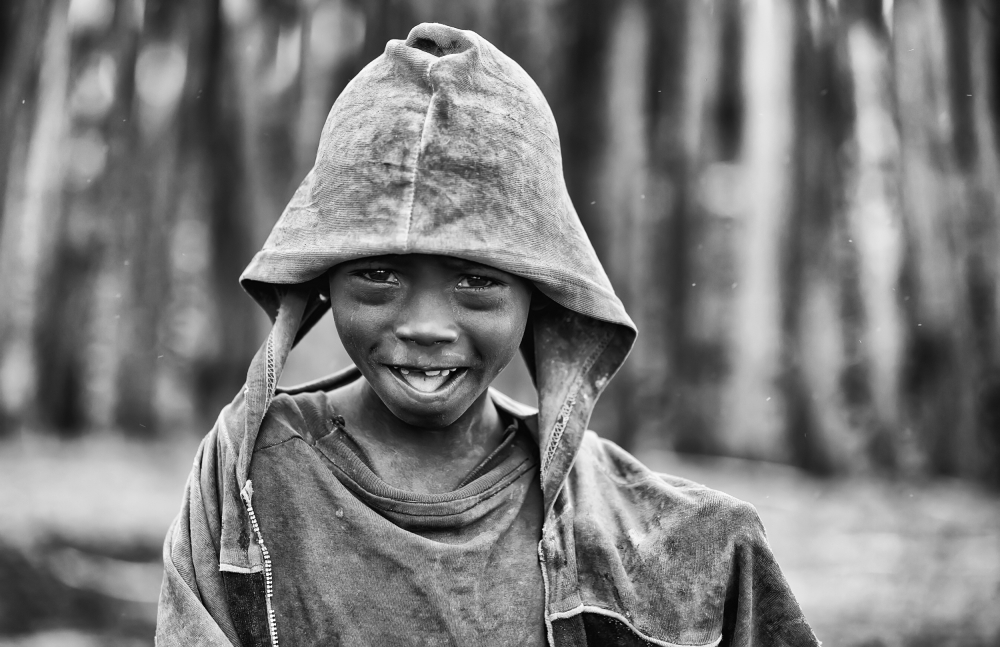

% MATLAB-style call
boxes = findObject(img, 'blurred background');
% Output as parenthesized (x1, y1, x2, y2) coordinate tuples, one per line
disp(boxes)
(0, 0, 998, 644)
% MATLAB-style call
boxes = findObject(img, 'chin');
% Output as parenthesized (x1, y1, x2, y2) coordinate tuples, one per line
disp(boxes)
(377, 389, 475, 427)
(389, 405, 465, 429)
(364, 362, 487, 428)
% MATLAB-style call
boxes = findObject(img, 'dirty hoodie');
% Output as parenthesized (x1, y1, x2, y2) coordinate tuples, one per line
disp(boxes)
(156, 23, 819, 647)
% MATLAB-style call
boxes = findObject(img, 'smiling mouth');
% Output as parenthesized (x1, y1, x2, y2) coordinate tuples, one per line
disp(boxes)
(388, 366, 466, 393)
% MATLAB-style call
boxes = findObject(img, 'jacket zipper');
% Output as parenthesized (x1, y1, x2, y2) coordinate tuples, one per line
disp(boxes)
(538, 537, 554, 646)
(242, 480, 279, 647)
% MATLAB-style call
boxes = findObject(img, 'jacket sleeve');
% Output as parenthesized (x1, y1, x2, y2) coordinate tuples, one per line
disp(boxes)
(156, 431, 241, 646)
(720, 504, 820, 647)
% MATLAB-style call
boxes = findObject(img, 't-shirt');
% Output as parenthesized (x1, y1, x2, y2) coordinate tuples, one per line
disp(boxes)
(250, 392, 547, 646)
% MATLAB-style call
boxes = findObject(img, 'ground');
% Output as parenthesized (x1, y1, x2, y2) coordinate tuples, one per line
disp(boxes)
(0, 433, 997, 646)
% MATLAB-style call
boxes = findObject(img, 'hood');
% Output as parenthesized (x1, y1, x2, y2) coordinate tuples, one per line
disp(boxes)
(227, 24, 636, 541)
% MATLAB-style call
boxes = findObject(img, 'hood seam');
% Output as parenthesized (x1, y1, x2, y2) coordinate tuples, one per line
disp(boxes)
(402, 60, 437, 250)
(541, 327, 614, 474)
(548, 605, 723, 647)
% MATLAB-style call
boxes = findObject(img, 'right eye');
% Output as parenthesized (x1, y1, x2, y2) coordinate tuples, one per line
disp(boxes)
(356, 269, 398, 284)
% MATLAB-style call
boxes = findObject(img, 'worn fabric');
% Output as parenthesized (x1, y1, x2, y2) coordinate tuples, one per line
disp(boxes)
(239, 24, 629, 334)
(248, 385, 547, 646)
(157, 21, 819, 647)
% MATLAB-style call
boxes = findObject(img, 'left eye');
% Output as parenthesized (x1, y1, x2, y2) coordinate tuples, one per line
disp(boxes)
(458, 275, 496, 289)
(358, 269, 397, 283)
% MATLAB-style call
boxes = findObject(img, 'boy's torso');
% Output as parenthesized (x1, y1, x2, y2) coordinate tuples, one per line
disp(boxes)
(250, 390, 547, 646)
(234, 385, 816, 647)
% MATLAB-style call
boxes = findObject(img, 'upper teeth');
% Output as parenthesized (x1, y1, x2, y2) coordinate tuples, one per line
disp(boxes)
(398, 368, 454, 376)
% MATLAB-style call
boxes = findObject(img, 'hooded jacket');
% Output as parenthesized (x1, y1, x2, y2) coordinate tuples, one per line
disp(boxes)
(156, 23, 819, 647)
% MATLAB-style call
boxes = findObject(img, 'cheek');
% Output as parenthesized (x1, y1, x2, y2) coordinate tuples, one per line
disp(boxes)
(467, 300, 530, 367)
(329, 306, 359, 355)
(330, 300, 389, 353)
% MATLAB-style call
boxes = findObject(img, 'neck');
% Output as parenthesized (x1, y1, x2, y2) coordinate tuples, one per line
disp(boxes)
(335, 377, 507, 494)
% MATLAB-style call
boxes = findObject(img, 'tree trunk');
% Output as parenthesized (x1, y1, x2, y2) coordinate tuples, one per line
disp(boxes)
(666, 0, 742, 456)
(964, 0, 1000, 483)
(723, 0, 797, 461)
(0, 0, 69, 430)
(0, 0, 54, 240)
(594, 0, 653, 450)
(895, 0, 979, 477)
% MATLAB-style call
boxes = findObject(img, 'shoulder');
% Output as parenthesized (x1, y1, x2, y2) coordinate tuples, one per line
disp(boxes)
(561, 433, 769, 644)
(248, 365, 361, 450)
(569, 432, 765, 545)
(254, 390, 340, 451)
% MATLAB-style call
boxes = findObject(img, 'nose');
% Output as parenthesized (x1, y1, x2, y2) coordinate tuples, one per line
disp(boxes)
(394, 298, 459, 346)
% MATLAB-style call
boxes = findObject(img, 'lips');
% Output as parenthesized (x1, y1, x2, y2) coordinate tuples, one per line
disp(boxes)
(389, 366, 464, 393)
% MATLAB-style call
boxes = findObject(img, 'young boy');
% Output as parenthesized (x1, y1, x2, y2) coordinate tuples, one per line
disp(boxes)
(157, 23, 819, 647)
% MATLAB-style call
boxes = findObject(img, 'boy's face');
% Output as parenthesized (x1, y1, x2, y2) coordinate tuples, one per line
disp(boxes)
(328, 254, 533, 427)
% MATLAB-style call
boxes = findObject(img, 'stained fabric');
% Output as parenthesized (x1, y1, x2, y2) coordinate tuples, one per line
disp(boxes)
(246, 387, 546, 646)
(156, 21, 819, 647)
